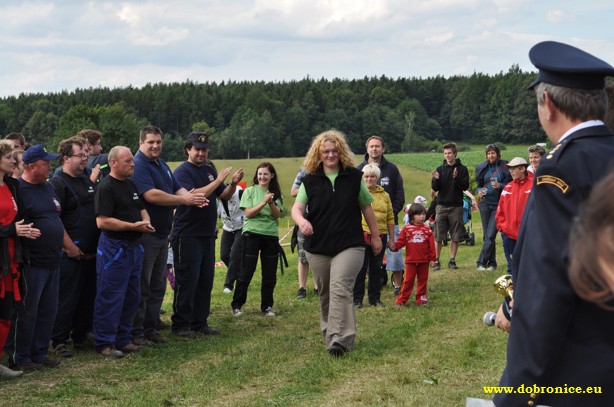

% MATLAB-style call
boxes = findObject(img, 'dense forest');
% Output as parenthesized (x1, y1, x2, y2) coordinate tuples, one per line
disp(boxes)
(0, 65, 544, 162)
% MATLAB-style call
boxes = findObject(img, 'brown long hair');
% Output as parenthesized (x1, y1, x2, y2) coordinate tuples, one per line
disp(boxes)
(252, 162, 282, 201)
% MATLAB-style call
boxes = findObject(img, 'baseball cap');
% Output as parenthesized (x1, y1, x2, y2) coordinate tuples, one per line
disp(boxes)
(22, 144, 60, 164)
(187, 132, 211, 148)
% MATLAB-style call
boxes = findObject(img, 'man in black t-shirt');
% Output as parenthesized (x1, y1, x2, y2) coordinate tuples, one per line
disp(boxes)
(50, 137, 100, 357)
(93, 146, 155, 359)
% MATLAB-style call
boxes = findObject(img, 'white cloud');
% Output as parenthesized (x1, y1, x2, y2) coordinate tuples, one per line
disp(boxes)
(424, 31, 455, 46)
(1, 0, 613, 97)
(546, 9, 566, 23)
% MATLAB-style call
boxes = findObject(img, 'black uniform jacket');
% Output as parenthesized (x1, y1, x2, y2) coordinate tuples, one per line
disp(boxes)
(495, 124, 614, 407)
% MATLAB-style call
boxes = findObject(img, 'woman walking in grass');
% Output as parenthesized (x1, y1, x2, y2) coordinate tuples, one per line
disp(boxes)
(231, 162, 283, 317)
(292, 130, 381, 357)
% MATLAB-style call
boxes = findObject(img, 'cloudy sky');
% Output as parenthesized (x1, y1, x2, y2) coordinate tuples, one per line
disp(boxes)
(1, 0, 613, 98)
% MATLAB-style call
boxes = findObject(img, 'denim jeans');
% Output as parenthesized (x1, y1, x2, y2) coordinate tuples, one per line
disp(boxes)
(6, 265, 60, 364)
(477, 201, 498, 267)
(500, 232, 516, 274)
(171, 236, 216, 331)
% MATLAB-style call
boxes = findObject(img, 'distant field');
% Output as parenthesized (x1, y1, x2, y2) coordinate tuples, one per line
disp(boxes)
(388, 146, 534, 173)
(167, 146, 535, 214)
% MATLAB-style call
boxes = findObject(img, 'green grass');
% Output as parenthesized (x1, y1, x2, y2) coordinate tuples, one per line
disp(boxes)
(388, 145, 533, 173)
(5, 156, 510, 406)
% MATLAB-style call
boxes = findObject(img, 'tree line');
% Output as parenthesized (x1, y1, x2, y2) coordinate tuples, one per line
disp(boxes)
(0, 65, 544, 162)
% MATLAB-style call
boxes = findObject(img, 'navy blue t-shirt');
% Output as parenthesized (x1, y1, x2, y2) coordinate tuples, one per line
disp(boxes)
(18, 179, 64, 268)
(171, 161, 225, 239)
(130, 150, 181, 238)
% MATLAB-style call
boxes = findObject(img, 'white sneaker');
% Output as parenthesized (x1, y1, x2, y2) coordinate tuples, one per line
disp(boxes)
(232, 308, 243, 316)
(477, 265, 487, 271)
(486, 266, 495, 271)
(0, 363, 22, 378)
(262, 306, 276, 317)
(223, 287, 232, 294)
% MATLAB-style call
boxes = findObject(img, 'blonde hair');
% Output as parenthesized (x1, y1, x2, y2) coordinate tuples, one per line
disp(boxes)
(361, 163, 381, 180)
(303, 129, 355, 174)
(0, 140, 13, 157)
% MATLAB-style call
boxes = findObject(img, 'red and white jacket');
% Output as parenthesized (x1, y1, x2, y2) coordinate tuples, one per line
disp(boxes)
(495, 174, 533, 240)
(394, 223, 436, 263)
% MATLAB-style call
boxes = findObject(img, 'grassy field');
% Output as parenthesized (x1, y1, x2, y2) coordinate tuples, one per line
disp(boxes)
(4, 153, 515, 406)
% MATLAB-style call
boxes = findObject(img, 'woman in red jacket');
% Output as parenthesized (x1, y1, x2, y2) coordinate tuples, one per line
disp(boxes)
(495, 157, 533, 274)
(0, 141, 41, 377)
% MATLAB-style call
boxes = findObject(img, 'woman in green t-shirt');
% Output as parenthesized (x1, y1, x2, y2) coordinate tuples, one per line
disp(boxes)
(231, 162, 283, 317)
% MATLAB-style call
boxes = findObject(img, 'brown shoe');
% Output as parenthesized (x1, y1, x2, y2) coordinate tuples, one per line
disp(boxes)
(157, 319, 170, 331)
(133, 337, 155, 347)
(145, 334, 168, 344)
(100, 347, 124, 359)
(119, 343, 142, 353)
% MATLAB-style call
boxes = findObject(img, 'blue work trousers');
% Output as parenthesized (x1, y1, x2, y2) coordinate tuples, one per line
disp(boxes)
(93, 234, 143, 352)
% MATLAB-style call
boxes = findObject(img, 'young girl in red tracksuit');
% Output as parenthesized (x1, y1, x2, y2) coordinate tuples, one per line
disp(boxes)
(393, 203, 436, 305)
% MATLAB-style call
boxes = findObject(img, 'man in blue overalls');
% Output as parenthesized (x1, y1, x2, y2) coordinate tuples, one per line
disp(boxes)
(93, 146, 155, 358)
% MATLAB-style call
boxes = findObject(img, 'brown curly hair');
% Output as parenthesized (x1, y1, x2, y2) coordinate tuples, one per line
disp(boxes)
(303, 129, 355, 174)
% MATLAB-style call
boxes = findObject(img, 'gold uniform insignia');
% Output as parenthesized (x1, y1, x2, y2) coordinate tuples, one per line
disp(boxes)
(536, 175, 569, 193)
(545, 143, 563, 160)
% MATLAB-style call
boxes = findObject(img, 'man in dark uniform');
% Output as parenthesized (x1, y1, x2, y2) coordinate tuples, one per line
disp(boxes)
(171, 132, 242, 338)
(130, 125, 206, 346)
(494, 41, 614, 407)
(50, 137, 99, 357)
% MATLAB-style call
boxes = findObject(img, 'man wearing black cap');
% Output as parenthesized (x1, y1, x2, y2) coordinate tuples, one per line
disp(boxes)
(170, 132, 243, 338)
(494, 41, 614, 407)
(6, 145, 64, 371)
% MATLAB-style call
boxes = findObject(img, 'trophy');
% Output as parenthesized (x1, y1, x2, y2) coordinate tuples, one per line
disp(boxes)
(494, 274, 513, 301)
